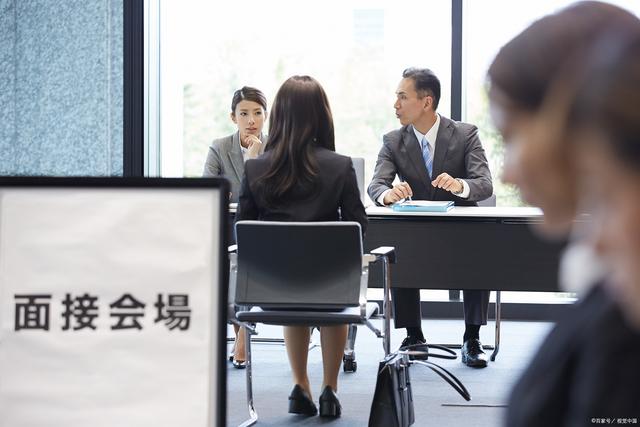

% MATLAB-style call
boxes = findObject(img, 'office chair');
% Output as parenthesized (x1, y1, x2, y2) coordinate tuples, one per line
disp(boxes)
(477, 193, 501, 361)
(228, 244, 314, 426)
(351, 157, 365, 204)
(437, 194, 502, 361)
(342, 156, 365, 372)
(230, 221, 395, 427)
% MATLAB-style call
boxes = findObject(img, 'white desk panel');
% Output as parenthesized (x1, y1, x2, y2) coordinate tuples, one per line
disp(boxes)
(365, 205, 543, 218)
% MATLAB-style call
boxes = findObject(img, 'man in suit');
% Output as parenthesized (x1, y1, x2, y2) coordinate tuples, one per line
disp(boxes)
(368, 68, 493, 367)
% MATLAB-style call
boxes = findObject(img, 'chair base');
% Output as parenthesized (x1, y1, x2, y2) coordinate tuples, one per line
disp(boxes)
(340, 291, 502, 371)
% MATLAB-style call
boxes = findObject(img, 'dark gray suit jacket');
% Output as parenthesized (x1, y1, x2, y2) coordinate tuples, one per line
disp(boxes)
(367, 116, 492, 206)
(203, 131, 266, 203)
(507, 284, 640, 426)
(236, 147, 367, 234)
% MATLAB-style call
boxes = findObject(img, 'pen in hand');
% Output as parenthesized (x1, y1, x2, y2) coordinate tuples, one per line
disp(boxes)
(385, 181, 413, 205)
(401, 180, 412, 202)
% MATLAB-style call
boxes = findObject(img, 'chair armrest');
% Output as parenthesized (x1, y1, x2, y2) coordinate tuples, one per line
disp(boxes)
(362, 254, 377, 267)
(228, 245, 238, 268)
(370, 246, 396, 264)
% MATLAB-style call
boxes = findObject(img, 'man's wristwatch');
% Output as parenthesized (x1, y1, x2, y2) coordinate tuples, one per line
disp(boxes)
(452, 178, 464, 195)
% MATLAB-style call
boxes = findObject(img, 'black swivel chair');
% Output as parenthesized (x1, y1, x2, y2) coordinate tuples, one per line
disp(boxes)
(351, 156, 365, 205)
(441, 194, 501, 361)
(230, 221, 395, 427)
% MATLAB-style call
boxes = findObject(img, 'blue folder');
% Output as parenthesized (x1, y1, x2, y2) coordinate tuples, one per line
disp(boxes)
(391, 200, 454, 212)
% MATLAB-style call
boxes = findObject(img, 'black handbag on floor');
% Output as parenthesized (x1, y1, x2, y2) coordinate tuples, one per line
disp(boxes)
(368, 347, 471, 427)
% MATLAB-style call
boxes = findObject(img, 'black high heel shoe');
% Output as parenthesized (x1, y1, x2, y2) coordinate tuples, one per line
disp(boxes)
(228, 340, 235, 362)
(319, 385, 341, 418)
(288, 385, 318, 416)
(230, 342, 246, 369)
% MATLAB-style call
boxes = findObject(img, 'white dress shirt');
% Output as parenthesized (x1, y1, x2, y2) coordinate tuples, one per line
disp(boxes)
(239, 138, 249, 162)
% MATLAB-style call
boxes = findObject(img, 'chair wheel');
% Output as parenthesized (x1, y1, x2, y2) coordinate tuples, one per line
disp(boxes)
(343, 358, 357, 372)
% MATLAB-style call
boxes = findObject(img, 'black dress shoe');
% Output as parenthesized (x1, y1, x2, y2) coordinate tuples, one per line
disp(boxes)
(319, 385, 342, 418)
(399, 336, 429, 360)
(461, 338, 488, 368)
(288, 385, 318, 416)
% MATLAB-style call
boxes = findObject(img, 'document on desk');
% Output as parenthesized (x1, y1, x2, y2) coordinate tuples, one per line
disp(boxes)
(392, 200, 454, 212)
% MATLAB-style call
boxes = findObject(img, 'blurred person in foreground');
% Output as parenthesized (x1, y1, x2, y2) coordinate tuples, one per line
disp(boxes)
(487, 2, 640, 425)
(569, 31, 640, 333)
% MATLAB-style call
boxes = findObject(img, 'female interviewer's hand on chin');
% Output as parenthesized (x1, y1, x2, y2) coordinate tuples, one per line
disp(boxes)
(244, 134, 262, 159)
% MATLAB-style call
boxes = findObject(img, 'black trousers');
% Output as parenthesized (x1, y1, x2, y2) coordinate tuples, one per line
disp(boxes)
(392, 288, 490, 329)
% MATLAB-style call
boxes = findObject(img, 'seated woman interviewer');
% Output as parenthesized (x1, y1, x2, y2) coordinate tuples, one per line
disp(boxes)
(203, 86, 267, 203)
(235, 75, 367, 418)
(202, 86, 267, 369)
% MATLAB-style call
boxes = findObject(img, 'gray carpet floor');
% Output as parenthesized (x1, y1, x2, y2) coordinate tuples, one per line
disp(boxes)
(226, 319, 553, 427)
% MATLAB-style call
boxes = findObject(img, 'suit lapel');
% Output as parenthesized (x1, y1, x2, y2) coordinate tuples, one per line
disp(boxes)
(228, 132, 244, 183)
(402, 126, 432, 191)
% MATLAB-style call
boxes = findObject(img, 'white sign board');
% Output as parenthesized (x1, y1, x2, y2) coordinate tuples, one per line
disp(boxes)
(0, 182, 227, 427)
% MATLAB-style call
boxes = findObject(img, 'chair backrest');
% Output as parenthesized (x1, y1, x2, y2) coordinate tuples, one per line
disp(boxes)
(234, 221, 364, 309)
(351, 157, 365, 203)
(477, 194, 496, 207)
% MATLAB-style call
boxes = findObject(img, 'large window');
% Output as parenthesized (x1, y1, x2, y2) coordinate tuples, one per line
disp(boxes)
(153, 0, 640, 202)
(157, 0, 451, 196)
(460, 0, 640, 304)
(462, 0, 640, 206)
(462, 0, 575, 206)
(149, 0, 640, 307)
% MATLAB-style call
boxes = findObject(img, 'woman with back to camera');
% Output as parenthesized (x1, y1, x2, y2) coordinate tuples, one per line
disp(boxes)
(203, 86, 267, 369)
(486, 2, 640, 425)
(235, 75, 367, 418)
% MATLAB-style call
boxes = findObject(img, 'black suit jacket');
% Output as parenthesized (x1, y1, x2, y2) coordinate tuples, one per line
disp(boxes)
(506, 284, 640, 426)
(367, 116, 493, 206)
(236, 147, 367, 234)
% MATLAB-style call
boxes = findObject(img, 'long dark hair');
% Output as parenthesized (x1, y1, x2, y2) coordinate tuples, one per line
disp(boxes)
(256, 75, 335, 206)
(488, 1, 638, 112)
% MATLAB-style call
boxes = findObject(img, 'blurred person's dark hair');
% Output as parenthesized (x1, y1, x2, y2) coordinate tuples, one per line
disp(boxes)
(563, 29, 640, 171)
(402, 67, 441, 110)
(231, 86, 267, 113)
(488, 1, 639, 112)
(256, 75, 335, 207)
